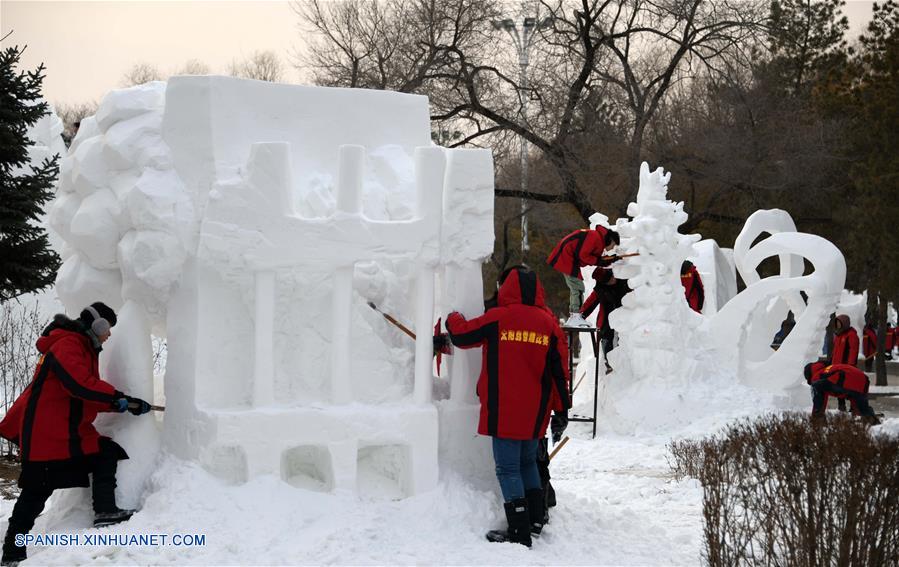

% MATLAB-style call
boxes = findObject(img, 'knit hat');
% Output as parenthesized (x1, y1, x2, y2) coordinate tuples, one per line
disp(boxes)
(78, 302, 117, 335)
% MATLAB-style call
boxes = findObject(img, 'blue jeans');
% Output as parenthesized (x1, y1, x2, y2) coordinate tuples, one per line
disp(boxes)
(492, 437, 541, 502)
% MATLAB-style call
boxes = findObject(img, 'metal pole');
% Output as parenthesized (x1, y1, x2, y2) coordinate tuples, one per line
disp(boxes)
(519, 36, 529, 259)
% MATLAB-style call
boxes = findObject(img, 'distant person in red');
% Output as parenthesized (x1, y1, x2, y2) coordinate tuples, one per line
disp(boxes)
(446, 266, 570, 548)
(0, 303, 152, 565)
(580, 268, 630, 361)
(547, 226, 620, 327)
(804, 362, 879, 424)
(680, 261, 704, 313)
(862, 322, 878, 372)
(828, 314, 860, 411)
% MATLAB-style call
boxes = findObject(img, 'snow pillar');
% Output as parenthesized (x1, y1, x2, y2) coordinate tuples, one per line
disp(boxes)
(414, 267, 434, 405)
(412, 147, 445, 405)
(253, 270, 275, 407)
(444, 261, 482, 404)
(330, 145, 365, 404)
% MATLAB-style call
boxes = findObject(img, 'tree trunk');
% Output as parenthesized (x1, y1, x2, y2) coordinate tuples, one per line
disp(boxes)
(875, 295, 888, 387)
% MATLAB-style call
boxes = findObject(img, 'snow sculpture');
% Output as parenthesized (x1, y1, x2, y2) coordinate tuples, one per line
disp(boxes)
(710, 209, 846, 391)
(49, 77, 494, 501)
(583, 164, 846, 433)
(607, 163, 703, 382)
(689, 239, 737, 314)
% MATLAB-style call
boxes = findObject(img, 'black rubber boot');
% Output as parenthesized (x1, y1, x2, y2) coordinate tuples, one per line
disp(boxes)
(2, 530, 26, 566)
(94, 509, 136, 528)
(485, 498, 532, 548)
(91, 451, 136, 527)
(526, 488, 547, 536)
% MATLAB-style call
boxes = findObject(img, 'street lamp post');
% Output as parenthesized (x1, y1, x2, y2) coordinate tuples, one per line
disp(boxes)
(493, 13, 551, 261)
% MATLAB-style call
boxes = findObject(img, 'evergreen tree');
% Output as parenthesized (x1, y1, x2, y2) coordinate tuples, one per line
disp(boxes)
(0, 43, 61, 301)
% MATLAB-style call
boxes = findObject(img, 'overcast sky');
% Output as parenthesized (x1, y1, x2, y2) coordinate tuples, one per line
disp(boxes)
(0, 0, 878, 107)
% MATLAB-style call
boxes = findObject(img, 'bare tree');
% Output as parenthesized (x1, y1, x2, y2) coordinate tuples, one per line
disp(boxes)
(121, 62, 163, 86)
(229, 50, 285, 82)
(175, 58, 210, 76)
(55, 101, 98, 147)
(294, 0, 767, 223)
(0, 301, 45, 457)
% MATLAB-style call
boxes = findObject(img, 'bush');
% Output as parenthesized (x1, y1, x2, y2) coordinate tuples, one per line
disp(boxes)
(669, 413, 899, 566)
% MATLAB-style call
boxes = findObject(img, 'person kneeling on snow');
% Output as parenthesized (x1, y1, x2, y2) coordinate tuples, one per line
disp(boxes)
(804, 361, 879, 425)
(0, 303, 152, 566)
(446, 266, 571, 548)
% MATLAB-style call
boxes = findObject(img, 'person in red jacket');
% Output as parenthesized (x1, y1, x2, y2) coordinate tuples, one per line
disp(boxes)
(580, 268, 630, 364)
(446, 266, 570, 548)
(547, 226, 620, 327)
(680, 261, 704, 313)
(804, 362, 879, 424)
(862, 322, 878, 372)
(829, 314, 860, 412)
(0, 303, 152, 566)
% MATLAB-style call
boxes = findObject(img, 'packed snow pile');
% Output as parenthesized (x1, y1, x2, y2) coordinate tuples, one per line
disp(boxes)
(45, 77, 496, 506)
(573, 164, 848, 434)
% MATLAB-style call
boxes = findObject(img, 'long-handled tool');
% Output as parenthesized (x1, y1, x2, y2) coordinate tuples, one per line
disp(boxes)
(366, 302, 453, 375)
(599, 252, 640, 263)
(549, 436, 570, 461)
(128, 402, 165, 412)
(367, 302, 416, 340)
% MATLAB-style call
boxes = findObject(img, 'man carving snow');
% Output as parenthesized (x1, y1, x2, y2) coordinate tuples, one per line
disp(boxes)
(547, 226, 620, 327)
(446, 266, 571, 548)
(0, 303, 152, 566)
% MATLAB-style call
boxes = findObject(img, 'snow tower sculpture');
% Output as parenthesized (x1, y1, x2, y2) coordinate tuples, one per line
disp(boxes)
(49, 77, 495, 503)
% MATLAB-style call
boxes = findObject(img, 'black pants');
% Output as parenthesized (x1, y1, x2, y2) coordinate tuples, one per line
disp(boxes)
(2, 448, 119, 559)
(535, 438, 556, 508)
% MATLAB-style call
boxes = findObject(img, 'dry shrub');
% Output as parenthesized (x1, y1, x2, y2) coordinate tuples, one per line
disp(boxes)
(669, 413, 899, 566)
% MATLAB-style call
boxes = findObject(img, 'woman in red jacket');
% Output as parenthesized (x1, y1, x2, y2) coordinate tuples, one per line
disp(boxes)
(446, 266, 570, 548)
(0, 303, 151, 565)
(547, 226, 619, 327)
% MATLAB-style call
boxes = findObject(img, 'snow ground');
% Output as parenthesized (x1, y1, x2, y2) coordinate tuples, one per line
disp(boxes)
(0, 418, 703, 566)
(3, 412, 899, 565)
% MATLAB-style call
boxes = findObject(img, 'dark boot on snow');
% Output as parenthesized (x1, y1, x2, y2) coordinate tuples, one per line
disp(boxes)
(526, 488, 547, 536)
(1, 530, 26, 566)
(486, 498, 532, 547)
(94, 508, 136, 528)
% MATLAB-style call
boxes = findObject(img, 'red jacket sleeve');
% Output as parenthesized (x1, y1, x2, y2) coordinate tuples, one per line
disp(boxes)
(549, 322, 571, 411)
(48, 338, 119, 404)
(847, 330, 859, 365)
(446, 310, 498, 349)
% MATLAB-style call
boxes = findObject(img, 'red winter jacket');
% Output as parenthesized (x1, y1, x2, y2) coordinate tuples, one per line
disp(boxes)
(547, 227, 609, 279)
(831, 315, 859, 367)
(808, 363, 869, 393)
(680, 263, 704, 313)
(0, 319, 120, 462)
(862, 326, 877, 360)
(446, 268, 571, 440)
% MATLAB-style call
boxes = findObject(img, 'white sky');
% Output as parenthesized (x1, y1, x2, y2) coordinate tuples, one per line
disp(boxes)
(0, 0, 878, 107)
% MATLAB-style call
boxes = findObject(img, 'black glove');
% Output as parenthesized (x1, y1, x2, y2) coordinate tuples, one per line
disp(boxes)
(550, 410, 568, 444)
(433, 333, 451, 353)
(125, 395, 152, 416)
(597, 255, 618, 267)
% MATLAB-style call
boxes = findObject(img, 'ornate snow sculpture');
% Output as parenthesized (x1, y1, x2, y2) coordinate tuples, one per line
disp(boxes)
(606, 163, 702, 382)
(50, 76, 495, 500)
(709, 209, 846, 391)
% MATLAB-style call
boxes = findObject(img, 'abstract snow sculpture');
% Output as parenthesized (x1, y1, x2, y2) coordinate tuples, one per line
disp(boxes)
(607, 163, 702, 382)
(709, 210, 846, 390)
(689, 239, 737, 314)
